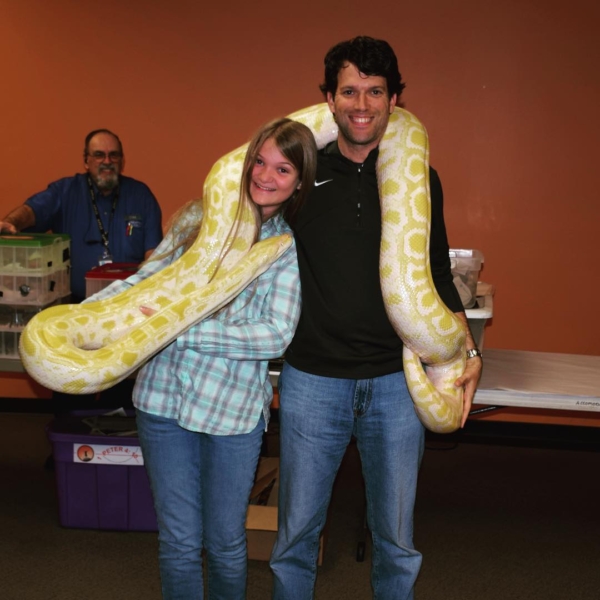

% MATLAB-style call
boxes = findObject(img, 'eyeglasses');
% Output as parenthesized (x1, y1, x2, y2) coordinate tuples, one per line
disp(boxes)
(87, 151, 123, 162)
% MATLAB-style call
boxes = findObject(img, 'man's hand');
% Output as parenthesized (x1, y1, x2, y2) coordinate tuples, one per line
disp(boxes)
(1, 205, 36, 233)
(139, 306, 157, 317)
(454, 355, 483, 427)
(0, 220, 17, 234)
(454, 312, 483, 428)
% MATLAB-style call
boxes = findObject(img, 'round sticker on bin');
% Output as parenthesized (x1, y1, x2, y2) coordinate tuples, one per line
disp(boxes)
(76, 445, 94, 462)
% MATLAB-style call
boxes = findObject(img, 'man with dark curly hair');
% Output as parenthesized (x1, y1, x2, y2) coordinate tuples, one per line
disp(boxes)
(270, 36, 482, 599)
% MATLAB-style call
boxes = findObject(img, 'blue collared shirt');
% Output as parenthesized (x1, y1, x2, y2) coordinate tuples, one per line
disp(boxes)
(25, 173, 163, 300)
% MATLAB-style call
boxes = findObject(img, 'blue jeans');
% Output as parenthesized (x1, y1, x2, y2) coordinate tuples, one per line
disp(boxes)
(136, 409, 264, 600)
(270, 364, 425, 600)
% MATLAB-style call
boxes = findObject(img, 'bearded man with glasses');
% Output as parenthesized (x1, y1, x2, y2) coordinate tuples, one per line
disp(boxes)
(1, 129, 162, 302)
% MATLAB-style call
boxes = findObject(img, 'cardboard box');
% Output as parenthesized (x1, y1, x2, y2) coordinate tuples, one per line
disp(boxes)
(246, 457, 326, 565)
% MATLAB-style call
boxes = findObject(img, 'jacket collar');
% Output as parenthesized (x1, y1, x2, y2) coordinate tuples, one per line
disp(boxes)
(323, 139, 379, 167)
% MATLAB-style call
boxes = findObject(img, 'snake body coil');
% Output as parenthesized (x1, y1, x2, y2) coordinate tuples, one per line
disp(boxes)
(20, 104, 466, 433)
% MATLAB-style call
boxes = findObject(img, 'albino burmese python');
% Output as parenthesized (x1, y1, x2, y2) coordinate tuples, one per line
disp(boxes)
(19, 104, 466, 433)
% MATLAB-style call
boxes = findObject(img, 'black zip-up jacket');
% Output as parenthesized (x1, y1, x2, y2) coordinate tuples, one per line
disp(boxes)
(285, 141, 463, 380)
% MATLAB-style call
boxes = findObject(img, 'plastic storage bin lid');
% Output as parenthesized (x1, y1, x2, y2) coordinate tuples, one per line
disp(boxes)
(85, 262, 139, 280)
(449, 248, 484, 264)
(0, 232, 70, 247)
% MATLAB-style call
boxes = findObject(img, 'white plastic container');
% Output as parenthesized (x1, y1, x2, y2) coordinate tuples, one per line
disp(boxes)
(464, 292, 493, 350)
(449, 249, 484, 309)
(0, 304, 45, 357)
(0, 233, 71, 306)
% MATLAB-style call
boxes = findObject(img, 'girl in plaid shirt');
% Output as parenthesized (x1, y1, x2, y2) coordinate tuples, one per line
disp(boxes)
(92, 118, 316, 599)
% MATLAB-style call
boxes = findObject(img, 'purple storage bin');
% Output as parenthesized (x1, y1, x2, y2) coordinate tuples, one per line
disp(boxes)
(46, 414, 158, 531)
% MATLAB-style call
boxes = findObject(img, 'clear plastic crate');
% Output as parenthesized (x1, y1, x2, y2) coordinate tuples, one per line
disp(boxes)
(465, 292, 493, 351)
(0, 271, 70, 306)
(449, 249, 484, 309)
(0, 233, 70, 273)
(0, 304, 45, 357)
(0, 330, 21, 358)
(0, 233, 71, 305)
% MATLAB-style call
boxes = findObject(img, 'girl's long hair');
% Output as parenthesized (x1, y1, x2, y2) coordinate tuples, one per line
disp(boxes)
(153, 118, 317, 262)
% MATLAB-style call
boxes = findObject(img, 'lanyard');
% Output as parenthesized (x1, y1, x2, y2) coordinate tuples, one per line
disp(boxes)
(87, 175, 119, 252)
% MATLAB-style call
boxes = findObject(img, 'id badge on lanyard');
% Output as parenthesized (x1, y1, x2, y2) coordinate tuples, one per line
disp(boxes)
(98, 248, 113, 266)
(88, 175, 118, 267)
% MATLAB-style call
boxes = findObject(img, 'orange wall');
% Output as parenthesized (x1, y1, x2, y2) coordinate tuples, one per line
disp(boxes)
(1, 0, 599, 398)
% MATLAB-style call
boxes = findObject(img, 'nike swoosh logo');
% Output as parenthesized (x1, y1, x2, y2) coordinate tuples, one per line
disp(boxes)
(314, 179, 333, 187)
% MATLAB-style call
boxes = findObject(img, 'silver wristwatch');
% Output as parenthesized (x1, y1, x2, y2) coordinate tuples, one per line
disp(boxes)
(466, 348, 483, 360)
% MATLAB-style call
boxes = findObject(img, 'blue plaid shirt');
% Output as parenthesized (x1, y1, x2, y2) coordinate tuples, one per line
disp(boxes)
(89, 206, 300, 434)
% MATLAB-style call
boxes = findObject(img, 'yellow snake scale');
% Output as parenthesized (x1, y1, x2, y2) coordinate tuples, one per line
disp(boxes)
(19, 104, 466, 433)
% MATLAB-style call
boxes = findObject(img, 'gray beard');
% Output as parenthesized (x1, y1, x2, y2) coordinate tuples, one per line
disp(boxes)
(95, 170, 119, 192)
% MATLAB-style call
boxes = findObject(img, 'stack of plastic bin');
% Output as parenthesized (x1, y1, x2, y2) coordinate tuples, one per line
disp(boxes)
(449, 249, 493, 350)
(0, 233, 71, 358)
(464, 288, 494, 350)
(449, 248, 484, 309)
